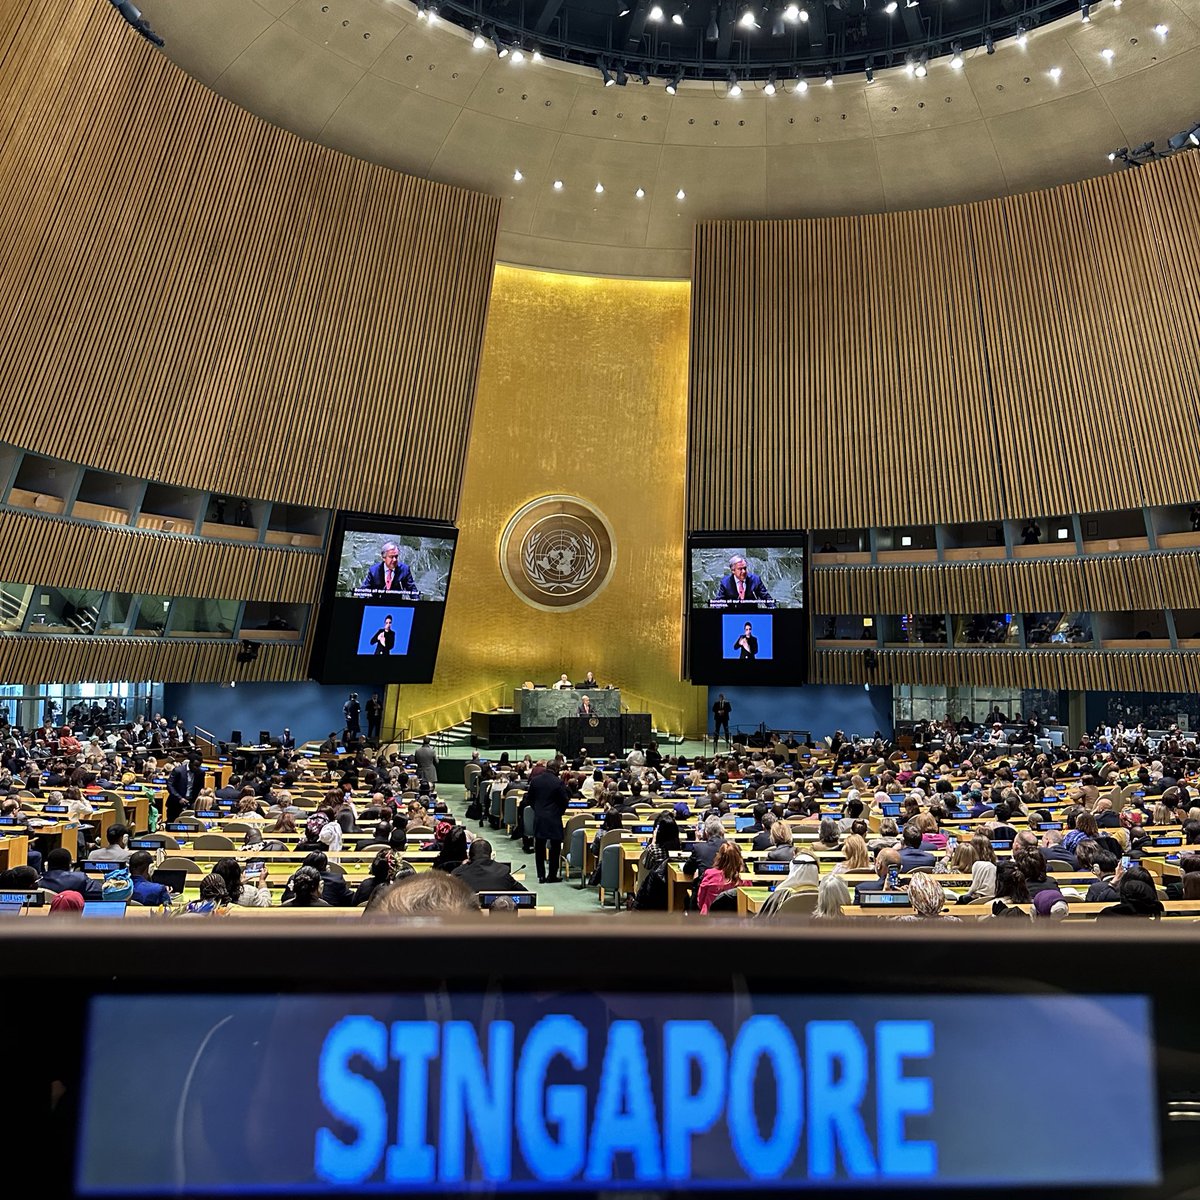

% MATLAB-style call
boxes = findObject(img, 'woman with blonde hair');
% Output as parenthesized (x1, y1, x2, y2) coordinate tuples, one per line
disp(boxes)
(766, 819, 795, 861)
(813, 874, 851, 920)
(939, 841, 978, 875)
(832, 834, 869, 874)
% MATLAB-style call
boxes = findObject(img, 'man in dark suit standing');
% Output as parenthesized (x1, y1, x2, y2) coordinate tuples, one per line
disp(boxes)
(527, 758, 569, 884)
(361, 543, 418, 597)
(734, 622, 758, 660)
(452, 839, 526, 894)
(365, 695, 383, 744)
(712, 694, 732, 745)
(371, 615, 395, 655)
(715, 555, 773, 605)
(166, 752, 204, 822)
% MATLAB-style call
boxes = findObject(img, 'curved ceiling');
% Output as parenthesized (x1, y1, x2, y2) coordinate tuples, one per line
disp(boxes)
(136, 0, 1200, 277)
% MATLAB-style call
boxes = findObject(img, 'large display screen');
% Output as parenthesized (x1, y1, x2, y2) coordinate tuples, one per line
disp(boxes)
(310, 513, 458, 684)
(75, 991, 1158, 1194)
(687, 533, 807, 684)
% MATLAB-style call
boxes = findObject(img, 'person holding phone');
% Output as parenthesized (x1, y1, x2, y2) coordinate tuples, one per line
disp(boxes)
(211, 857, 272, 907)
(854, 847, 902, 904)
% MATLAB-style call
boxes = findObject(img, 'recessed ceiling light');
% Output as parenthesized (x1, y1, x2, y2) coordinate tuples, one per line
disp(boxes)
(676, 188, 686, 200)
(1100, 47, 1114, 60)
(635, 187, 645, 198)
(795, 77, 808, 92)
(553, 179, 563, 190)
(1154, 23, 1168, 35)
(513, 168, 523, 181)
(1049, 66, 1061, 80)
(648, 4, 664, 18)
(595, 182, 604, 193)
(510, 48, 525, 63)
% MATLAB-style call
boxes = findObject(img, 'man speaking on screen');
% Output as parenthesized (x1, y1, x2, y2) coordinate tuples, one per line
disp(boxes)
(362, 543, 419, 597)
(715, 555, 773, 606)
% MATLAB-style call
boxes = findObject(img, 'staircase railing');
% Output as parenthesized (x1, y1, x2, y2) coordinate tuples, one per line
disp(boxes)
(394, 683, 510, 741)
(194, 726, 218, 757)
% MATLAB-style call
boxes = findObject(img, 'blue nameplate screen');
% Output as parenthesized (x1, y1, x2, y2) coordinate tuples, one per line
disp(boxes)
(76, 993, 1158, 1194)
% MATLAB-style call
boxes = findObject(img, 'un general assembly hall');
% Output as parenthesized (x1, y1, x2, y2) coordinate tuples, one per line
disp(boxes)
(2, 0, 1200, 1194)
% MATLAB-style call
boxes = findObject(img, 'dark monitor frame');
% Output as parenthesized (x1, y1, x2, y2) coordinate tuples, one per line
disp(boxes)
(0, 924, 1193, 1200)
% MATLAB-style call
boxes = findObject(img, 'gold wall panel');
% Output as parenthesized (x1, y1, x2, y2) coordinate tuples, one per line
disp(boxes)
(389, 265, 707, 738)
(689, 153, 1200, 530)
(812, 551, 1200, 617)
(0, 0, 498, 518)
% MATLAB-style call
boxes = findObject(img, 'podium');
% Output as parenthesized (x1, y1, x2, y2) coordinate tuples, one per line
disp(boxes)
(556, 713, 653, 757)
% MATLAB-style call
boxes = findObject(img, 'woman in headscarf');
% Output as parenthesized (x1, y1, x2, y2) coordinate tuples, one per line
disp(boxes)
(354, 849, 415, 906)
(49, 890, 84, 915)
(182, 874, 232, 915)
(897, 872, 961, 921)
(317, 819, 343, 855)
(755, 853, 820, 918)
(1097, 870, 1165, 918)
(431, 823, 469, 873)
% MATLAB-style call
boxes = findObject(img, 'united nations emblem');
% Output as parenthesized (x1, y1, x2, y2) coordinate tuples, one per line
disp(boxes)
(499, 496, 616, 611)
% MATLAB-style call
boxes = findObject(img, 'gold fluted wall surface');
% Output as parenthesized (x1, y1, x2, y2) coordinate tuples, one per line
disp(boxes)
(813, 649, 1200, 694)
(688, 152, 1200, 530)
(388, 266, 707, 738)
(0, 510, 322, 604)
(0, 0, 498, 517)
(812, 552, 1200, 616)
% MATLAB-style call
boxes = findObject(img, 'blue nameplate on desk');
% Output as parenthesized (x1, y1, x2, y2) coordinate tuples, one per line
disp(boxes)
(753, 860, 791, 875)
(0, 889, 42, 906)
(0, 816, 25, 825)
(568, 800, 588, 808)
(129, 839, 162, 851)
(83, 861, 124, 874)
(991, 840, 1012, 849)
(44, 804, 68, 813)
(1153, 837, 1182, 847)
(860, 890, 913, 907)
(165, 824, 193, 833)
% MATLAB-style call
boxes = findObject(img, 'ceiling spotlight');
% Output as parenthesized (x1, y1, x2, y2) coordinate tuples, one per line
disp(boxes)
(599, 61, 615, 85)
(824, 66, 834, 85)
(1112, 0, 1121, 6)
(1107, 148, 1121, 162)
(798, 6, 809, 19)
(904, 54, 915, 75)
(1154, 23, 1168, 35)
(865, 59, 875, 82)
(905, 0, 918, 7)
(1100, 47, 1114, 60)
(472, 26, 486, 49)
(784, 2, 800, 17)
(649, 3, 664, 18)
(513, 168, 523, 181)
(510, 47, 525, 63)
(676, 188, 686, 200)
(1015, 22, 1028, 46)
(764, 70, 778, 94)
(666, 69, 683, 93)
(532, 47, 544, 62)
(672, 8, 685, 24)
(706, 7, 719, 39)
(1167, 129, 1192, 151)
(595, 182, 605, 193)
(727, 70, 743, 96)
(739, 5, 758, 28)
(635, 187, 646, 198)
(984, 29, 995, 54)
(1133, 141, 1155, 156)
(949, 43, 963, 69)
(491, 31, 509, 57)
(1080, 2, 1090, 23)
(553, 179, 564, 189)
(619, 4, 631, 13)
(1049, 66, 1061, 79)
(614, 63, 628, 85)
(1191, 127, 1200, 147)
(914, 51, 928, 77)
(637, 63, 650, 84)
(795, 74, 808, 92)
(884, 0, 897, 11)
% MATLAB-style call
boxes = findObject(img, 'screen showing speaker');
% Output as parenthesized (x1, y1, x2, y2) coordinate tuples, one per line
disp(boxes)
(310, 513, 458, 684)
(688, 533, 807, 683)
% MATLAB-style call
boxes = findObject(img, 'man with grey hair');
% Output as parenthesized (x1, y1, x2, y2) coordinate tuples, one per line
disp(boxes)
(361, 542, 418, 596)
(681, 815, 728, 909)
(715, 554, 773, 605)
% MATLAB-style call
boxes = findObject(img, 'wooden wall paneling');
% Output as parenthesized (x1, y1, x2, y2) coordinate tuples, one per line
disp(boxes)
(0, 0, 499, 517)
